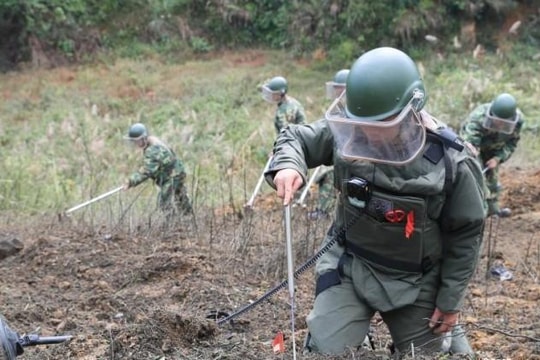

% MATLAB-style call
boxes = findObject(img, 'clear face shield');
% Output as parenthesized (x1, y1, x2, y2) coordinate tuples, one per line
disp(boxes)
(261, 85, 282, 103)
(325, 81, 346, 100)
(123, 134, 146, 148)
(482, 109, 519, 134)
(326, 91, 426, 165)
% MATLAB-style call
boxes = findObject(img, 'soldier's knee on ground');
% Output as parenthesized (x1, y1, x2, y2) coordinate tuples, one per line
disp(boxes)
(303, 331, 372, 355)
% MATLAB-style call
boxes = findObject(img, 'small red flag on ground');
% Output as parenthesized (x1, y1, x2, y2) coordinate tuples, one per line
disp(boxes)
(272, 331, 285, 354)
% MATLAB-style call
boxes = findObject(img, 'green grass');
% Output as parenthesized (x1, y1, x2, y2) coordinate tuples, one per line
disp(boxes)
(1, 48, 539, 216)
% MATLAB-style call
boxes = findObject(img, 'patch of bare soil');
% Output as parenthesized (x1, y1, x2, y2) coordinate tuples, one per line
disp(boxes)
(1, 167, 539, 360)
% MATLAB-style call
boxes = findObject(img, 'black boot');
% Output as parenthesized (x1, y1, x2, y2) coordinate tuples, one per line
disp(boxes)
(307, 208, 328, 220)
(498, 207, 512, 217)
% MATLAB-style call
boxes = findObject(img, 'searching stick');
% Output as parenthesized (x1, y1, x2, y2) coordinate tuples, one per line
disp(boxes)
(296, 166, 321, 208)
(64, 186, 124, 215)
(244, 156, 273, 209)
(284, 204, 297, 359)
(18, 334, 73, 347)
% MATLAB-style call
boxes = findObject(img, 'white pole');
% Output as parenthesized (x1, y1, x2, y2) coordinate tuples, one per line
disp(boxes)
(296, 166, 321, 208)
(64, 186, 124, 215)
(284, 204, 297, 359)
(244, 156, 273, 209)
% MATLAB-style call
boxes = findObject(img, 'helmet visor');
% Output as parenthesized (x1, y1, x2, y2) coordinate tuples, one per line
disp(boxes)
(261, 85, 282, 103)
(123, 134, 145, 141)
(325, 81, 346, 100)
(483, 109, 518, 134)
(326, 93, 426, 165)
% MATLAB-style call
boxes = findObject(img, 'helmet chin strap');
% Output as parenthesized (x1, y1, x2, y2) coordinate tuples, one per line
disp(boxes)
(410, 89, 425, 112)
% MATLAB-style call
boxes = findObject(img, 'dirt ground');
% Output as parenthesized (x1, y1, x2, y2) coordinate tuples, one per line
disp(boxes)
(1, 166, 539, 360)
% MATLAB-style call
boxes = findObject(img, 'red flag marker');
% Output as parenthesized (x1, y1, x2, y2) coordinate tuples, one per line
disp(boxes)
(405, 210, 415, 239)
(272, 331, 285, 354)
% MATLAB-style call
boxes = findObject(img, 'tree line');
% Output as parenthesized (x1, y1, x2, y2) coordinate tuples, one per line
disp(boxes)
(0, 0, 538, 70)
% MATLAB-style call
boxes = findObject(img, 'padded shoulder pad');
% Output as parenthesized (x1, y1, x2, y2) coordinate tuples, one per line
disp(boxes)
(428, 127, 465, 152)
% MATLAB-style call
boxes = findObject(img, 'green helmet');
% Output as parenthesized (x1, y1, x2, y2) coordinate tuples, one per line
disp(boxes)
(490, 93, 516, 119)
(267, 76, 288, 95)
(346, 47, 426, 121)
(326, 69, 350, 100)
(126, 123, 148, 140)
(334, 69, 350, 84)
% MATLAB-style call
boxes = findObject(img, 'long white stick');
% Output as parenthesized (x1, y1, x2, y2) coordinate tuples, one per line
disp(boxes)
(296, 166, 321, 208)
(244, 156, 273, 209)
(284, 204, 297, 359)
(65, 186, 124, 215)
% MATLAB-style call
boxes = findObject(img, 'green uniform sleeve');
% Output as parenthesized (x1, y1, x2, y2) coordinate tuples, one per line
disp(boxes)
(265, 119, 334, 188)
(294, 99, 307, 125)
(128, 145, 168, 187)
(459, 104, 487, 148)
(274, 96, 307, 133)
(436, 156, 486, 312)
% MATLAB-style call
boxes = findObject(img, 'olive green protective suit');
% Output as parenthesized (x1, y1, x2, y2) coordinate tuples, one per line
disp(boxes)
(265, 115, 486, 356)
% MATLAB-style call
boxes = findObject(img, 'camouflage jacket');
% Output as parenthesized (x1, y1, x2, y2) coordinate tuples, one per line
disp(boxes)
(459, 103, 524, 163)
(128, 139, 185, 188)
(274, 95, 306, 134)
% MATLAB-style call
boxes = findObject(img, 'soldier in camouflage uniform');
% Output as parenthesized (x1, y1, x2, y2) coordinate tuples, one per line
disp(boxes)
(460, 93, 524, 217)
(309, 69, 350, 220)
(261, 76, 306, 134)
(265, 47, 486, 357)
(123, 123, 192, 216)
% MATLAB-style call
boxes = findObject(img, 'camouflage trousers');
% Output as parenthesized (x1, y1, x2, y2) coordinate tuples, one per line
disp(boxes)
(317, 170, 336, 213)
(158, 177, 192, 216)
(484, 165, 501, 215)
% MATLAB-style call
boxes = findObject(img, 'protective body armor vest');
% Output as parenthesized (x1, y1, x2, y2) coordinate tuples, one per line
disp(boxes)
(341, 183, 443, 273)
(333, 113, 465, 274)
